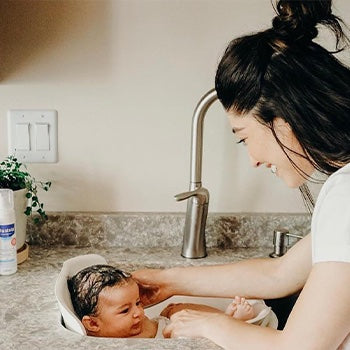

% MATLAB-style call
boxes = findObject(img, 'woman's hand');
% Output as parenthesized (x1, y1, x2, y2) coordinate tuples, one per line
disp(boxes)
(160, 302, 222, 318)
(163, 309, 225, 339)
(132, 268, 174, 306)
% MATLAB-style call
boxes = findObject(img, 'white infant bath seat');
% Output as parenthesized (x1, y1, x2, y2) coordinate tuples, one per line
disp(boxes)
(55, 254, 108, 335)
(55, 254, 278, 336)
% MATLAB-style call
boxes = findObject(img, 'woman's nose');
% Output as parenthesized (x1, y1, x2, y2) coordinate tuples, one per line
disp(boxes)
(249, 154, 261, 168)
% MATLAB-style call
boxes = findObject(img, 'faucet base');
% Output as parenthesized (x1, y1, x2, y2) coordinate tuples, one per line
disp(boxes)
(180, 199, 208, 259)
(181, 252, 207, 259)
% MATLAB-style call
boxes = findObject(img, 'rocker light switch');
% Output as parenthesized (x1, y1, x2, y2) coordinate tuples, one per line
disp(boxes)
(7, 110, 58, 163)
(35, 123, 50, 151)
(15, 123, 30, 151)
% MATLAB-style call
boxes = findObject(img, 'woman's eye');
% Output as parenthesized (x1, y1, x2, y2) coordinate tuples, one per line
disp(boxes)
(236, 138, 247, 145)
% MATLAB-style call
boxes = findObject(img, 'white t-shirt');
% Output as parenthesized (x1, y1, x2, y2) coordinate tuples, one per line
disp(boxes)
(312, 162, 350, 263)
(311, 162, 350, 349)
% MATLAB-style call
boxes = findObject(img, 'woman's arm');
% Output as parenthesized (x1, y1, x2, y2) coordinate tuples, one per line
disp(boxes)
(163, 310, 282, 349)
(281, 261, 350, 349)
(160, 302, 222, 318)
(133, 234, 312, 305)
(164, 260, 350, 350)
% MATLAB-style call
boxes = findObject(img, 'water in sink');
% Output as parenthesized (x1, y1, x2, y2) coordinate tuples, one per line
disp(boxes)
(145, 295, 278, 329)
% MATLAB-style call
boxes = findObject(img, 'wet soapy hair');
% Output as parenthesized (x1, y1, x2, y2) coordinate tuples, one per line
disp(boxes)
(67, 264, 131, 320)
(215, 0, 350, 180)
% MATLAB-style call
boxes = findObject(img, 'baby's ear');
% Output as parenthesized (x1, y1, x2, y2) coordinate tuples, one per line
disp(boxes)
(82, 315, 100, 334)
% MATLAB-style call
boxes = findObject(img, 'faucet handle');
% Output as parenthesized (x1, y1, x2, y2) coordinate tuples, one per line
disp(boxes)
(286, 233, 303, 240)
(174, 187, 209, 204)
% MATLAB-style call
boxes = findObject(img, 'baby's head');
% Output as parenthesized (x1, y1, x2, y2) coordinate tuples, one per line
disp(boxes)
(67, 264, 145, 338)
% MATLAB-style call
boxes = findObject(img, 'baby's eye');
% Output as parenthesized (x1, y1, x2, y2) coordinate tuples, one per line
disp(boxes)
(120, 308, 129, 314)
(136, 300, 141, 306)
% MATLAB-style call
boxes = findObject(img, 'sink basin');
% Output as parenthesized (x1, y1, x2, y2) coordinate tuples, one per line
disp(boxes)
(265, 292, 300, 330)
(56, 253, 279, 337)
(145, 295, 278, 329)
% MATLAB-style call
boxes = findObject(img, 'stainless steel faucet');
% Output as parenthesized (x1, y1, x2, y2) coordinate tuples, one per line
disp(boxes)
(175, 89, 218, 258)
(269, 228, 303, 258)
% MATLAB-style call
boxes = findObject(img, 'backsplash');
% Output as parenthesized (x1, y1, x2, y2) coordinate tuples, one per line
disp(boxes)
(27, 212, 311, 249)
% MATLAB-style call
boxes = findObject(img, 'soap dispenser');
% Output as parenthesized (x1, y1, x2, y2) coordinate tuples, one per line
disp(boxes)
(0, 189, 17, 275)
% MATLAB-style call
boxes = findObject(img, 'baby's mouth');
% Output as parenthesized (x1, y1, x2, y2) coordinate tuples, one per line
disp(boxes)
(131, 320, 142, 331)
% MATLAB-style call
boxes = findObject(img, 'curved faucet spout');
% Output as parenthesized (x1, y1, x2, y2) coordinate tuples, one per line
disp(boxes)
(190, 88, 218, 189)
(175, 88, 218, 259)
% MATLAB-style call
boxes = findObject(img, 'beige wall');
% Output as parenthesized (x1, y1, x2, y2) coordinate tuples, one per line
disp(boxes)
(0, 0, 349, 213)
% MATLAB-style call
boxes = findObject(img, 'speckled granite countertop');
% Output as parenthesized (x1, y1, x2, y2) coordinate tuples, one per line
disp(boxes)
(0, 245, 271, 350)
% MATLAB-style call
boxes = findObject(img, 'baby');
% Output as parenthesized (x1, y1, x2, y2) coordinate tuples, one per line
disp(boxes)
(67, 264, 256, 338)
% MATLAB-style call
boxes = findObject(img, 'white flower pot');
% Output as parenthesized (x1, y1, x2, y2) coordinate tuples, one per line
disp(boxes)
(13, 188, 28, 251)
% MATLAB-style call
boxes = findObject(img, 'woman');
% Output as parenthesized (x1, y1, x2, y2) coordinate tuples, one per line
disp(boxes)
(133, 1, 350, 348)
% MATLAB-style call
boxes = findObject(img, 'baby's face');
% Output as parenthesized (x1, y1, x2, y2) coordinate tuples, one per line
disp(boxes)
(95, 280, 145, 337)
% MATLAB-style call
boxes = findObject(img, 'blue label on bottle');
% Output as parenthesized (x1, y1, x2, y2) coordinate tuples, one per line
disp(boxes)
(0, 224, 15, 238)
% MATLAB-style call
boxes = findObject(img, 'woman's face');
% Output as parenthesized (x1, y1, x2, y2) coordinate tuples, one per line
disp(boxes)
(228, 111, 315, 188)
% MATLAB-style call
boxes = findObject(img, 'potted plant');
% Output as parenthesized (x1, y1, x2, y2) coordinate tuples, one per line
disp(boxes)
(0, 156, 51, 251)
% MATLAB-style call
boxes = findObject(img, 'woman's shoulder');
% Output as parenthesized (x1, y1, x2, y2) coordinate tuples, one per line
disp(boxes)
(312, 163, 350, 263)
(312, 163, 350, 225)
(321, 163, 350, 196)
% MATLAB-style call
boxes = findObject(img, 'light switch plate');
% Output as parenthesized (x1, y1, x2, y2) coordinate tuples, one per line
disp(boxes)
(7, 110, 58, 163)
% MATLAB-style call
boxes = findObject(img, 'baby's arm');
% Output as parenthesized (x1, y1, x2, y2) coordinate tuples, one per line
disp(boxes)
(160, 303, 222, 318)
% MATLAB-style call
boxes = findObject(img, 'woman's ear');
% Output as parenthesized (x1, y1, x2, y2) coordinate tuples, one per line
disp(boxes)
(273, 117, 293, 140)
(81, 315, 100, 334)
(273, 117, 291, 131)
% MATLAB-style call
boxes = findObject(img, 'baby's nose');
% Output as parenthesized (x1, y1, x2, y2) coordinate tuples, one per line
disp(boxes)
(133, 306, 143, 318)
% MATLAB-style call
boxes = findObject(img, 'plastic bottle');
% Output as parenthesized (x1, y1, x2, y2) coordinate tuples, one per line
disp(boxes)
(0, 189, 17, 275)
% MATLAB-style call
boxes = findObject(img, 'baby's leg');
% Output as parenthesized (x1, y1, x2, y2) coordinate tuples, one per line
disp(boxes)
(160, 303, 222, 318)
(225, 296, 255, 321)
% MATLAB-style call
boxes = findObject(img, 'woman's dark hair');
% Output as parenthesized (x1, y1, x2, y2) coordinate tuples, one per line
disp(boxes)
(67, 264, 131, 320)
(215, 0, 350, 178)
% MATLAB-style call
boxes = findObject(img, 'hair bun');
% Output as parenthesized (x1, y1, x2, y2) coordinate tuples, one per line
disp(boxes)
(272, 0, 334, 43)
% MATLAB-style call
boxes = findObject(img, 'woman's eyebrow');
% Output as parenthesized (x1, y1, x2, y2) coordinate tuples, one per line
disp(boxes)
(232, 127, 244, 134)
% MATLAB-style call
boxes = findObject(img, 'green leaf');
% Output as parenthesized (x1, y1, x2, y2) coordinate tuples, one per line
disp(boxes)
(24, 207, 32, 216)
(1, 155, 51, 224)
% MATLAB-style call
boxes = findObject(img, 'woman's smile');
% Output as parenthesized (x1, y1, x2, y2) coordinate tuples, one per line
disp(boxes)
(229, 112, 314, 188)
